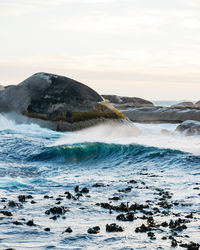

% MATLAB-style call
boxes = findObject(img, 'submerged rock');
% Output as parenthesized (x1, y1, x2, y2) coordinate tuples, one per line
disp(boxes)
(176, 120, 200, 136)
(0, 73, 125, 131)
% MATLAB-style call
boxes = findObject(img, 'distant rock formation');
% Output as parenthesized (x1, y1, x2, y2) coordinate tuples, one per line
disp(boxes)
(195, 101, 200, 108)
(176, 120, 200, 136)
(171, 102, 195, 109)
(122, 107, 200, 123)
(0, 73, 125, 131)
(102, 95, 154, 109)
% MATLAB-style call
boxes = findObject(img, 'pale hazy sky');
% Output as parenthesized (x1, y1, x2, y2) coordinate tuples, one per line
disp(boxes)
(0, 0, 200, 100)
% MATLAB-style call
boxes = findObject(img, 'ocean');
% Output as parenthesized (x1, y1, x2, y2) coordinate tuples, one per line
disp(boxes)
(0, 114, 199, 249)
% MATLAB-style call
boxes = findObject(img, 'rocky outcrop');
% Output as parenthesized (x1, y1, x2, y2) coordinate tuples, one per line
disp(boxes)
(195, 101, 200, 108)
(175, 120, 200, 136)
(171, 102, 195, 109)
(122, 107, 200, 123)
(0, 73, 125, 131)
(102, 95, 154, 109)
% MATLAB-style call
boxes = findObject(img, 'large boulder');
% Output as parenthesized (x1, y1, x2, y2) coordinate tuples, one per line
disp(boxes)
(175, 120, 200, 136)
(0, 73, 125, 131)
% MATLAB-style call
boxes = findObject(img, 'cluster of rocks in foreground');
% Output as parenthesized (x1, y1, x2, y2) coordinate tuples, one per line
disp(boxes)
(1, 175, 199, 250)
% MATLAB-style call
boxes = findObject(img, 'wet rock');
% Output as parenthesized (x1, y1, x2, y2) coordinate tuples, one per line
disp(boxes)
(26, 195, 33, 199)
(116, 213, 134, 221)
(65, 191, 74, 199)
(1, 211, 13, 216)
(13, 221, 23, 225)
(129, 203, 149, 211)
(179, 242, 199, 249)
(109, 196, 120, 201)
(45, 206, 68, 215)
(106, 223, 123, 232)
(135, 224, 150, 233)
(31, 200, 36, 204)
(74, 186, 79, 193)
(43, 195, 53, 199)
(147, 232, 155, 237)
(87, 226, 100, 234)
(8, 201, 22, 208)
(50, 216, 58, 220)
(92, 183, 105, 187)
(169, 219, 188, 231)
(162, 236, 167, 240)
(26, 220, 36, 226)
(63, 227, 73, 233)
(161, 221, 169, 227)
(176, 120, 200, 136)
(128, 179, 137, 184)
(171, 239, 178, 247)
(80, 187, 89, 194)
(44, 227, 50, 231)
(118, 186, 132, 193)
(18, 195, 26, 202)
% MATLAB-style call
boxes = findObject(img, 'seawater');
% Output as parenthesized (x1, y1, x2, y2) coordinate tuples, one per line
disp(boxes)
(0, 114, 199, 249)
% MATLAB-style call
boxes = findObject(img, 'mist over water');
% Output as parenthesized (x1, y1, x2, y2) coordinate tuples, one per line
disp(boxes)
(55, 121, 200, 155)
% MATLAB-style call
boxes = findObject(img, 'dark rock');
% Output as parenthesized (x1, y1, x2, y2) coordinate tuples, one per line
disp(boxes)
(8, 201, 22, 208)
(106, 223, 123, 232)
(161, 221, 169, 227)
(92, 183, 105, 187)
(179, 242, 199, 249)
(1, 211, 13, 216)
(45, 206, 67, 215)
(87, 226, 100, 234)
(116, 213, 134, 221)
(65, 191, 74, 199)
(74, 186, 79, 192)
(13, 221, 23, 225)
(43, 195, 53, 199)
(0, 73, 124, 131)
(44, 227, 50, 231)
(18, 195, 26, 202)
(135, 224, 150, 233)
(64, 227, 73, 233)
(26, 220, 35, 226)
(109, 196, 120, 201)
(171, 239, 178, 247)
(50, 216, 58, 220)
(80, 187, 89, 194)
(31, 200, 36, 204)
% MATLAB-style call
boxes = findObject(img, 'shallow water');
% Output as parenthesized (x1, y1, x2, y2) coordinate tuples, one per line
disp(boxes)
(0, 114, 199, 249)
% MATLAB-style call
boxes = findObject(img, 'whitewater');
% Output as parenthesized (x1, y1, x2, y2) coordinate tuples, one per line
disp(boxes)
(0, 114, 199, 249)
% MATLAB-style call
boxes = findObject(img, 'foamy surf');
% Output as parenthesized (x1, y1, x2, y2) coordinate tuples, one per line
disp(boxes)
(54, 122, 200, 155)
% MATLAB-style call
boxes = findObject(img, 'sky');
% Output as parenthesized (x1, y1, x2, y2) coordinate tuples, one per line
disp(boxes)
(0, 0, 200, 100)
